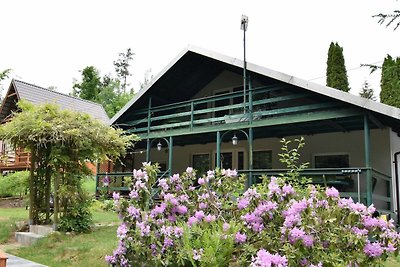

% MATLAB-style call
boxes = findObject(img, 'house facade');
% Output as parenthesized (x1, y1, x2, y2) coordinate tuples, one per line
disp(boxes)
(0, 79, 109, 172)
(100, 46, 400, 222)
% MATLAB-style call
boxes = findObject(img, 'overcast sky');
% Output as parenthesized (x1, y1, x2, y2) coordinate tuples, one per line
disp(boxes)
(1, 0, 399, 98)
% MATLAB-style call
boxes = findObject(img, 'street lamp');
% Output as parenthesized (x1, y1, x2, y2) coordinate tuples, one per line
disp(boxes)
(241, 15, 248, 114)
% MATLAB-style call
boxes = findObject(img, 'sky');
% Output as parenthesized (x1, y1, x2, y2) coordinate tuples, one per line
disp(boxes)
(1, 0, 399, 99)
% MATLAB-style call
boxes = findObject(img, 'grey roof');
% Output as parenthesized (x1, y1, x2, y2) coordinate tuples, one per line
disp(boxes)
(111, 45, 400, 126)
(0, 79, 109, 123)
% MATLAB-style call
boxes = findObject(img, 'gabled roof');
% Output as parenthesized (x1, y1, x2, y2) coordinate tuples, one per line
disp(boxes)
(0, 79, 109, 123)
(111, 45, 400, 127)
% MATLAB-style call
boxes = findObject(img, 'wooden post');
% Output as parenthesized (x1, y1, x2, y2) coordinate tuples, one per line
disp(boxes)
(0, 251, 7, 267)
(364, 115, 372, 206)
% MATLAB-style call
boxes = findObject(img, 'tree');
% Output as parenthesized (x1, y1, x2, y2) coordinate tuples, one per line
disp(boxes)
(380, 55, 400, 108)
(0, 69, 11, 99)
(326, 42, 350, 92)
(0, 101, 136, 228)
(72, 66, 101, 101)
(114, 48, 134, 93)
(359, 80, 376, 100)
(374, 10, 400, 30)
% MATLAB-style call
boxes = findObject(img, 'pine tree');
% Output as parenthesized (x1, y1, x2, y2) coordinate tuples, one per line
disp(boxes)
(380, 55, 400, 108)
(326, 42, 350, 92)
(359, 80, 376, 100)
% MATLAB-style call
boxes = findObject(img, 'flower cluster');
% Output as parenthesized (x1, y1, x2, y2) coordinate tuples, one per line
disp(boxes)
(106, 163, 400, 266)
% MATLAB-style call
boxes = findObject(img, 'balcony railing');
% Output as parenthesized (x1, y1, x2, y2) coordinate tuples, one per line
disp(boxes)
(96, 167, 393, 216)
(125, 85, 345, 136)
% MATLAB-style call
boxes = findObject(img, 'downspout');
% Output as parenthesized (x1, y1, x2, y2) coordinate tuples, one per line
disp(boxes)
(394, 151, 400, 225)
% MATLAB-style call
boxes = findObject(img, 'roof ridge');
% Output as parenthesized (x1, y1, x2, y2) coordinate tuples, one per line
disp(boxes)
(12, 79, 105, 108)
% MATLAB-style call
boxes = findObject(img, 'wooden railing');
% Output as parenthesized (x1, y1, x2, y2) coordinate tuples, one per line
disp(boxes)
(0, 148, 30, 171)
(124, 85, 347, 136)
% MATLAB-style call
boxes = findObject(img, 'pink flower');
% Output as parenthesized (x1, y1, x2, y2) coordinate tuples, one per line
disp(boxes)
(176, 205, 188, 215)
(188, 216, 198, 226)
(364, 241, 384, 258)
(194, 210, 205, 220)
(237, 198, 250, 210)
(204, 214, 216, 222)
(198, 177, 205, 185)
(199, 202, 208, 209)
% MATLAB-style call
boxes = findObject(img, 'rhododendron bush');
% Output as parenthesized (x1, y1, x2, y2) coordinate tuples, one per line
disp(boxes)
(106, 163, 399, 266)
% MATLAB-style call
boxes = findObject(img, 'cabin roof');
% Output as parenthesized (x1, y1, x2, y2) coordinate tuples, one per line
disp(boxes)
(0, 79, 109, 123)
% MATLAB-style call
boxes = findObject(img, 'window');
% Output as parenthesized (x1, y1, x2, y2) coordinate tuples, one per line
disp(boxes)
(314, 154, 349, 168)
(253, 150, 272, 169)
(192, 154, 210, 176)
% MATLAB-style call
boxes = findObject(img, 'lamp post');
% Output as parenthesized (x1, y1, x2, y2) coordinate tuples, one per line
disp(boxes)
(241, 15, 248, 114)
(217, 129, 252, 187)
(147, 137, 173, 176)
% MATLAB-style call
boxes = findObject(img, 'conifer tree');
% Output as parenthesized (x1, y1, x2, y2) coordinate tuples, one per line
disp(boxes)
(380, 55, 400, 108)
(326, 42, 350, 92)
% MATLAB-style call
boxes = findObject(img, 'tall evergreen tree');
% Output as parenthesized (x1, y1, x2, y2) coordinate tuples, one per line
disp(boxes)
(72, 66, 101, 101)
(114, 48, 134, 93)
(359, 80, 376, 100)
(380, 55, 400, 108)
(326, 42, 350, 92)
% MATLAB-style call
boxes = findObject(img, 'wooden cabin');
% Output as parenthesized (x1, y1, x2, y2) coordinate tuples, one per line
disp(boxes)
(98, 46, 400, 221)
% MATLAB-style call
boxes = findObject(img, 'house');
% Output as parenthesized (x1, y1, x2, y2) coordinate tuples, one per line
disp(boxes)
(99, 45, 400, 222)
(0, 79, 109, 172)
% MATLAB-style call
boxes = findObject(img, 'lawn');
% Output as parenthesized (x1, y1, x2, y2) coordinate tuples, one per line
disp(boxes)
(8, 226, 118, 267)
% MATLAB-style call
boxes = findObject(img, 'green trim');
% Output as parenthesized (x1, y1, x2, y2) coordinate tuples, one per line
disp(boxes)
(364, 115, 372, 206)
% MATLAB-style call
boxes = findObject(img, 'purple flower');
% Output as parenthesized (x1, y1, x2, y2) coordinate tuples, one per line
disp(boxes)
(176, 205, 188, 215)
(188, 216, 198, 226)
(193, 248, 204, 261)
(325, 187, 339, 198)
(186, 167, 194, 174)
(223, 223, 230, 232)
(127, 205, 140, 219)
(364, 241, 384, 258)
(102, 175, 110, 187)
(194, 210, 205, 220)
(199, 202, 208, 209)
(129, 190, 138, 199)
(198, 177, 205, 185)
(158, 178, 169, 191)
(237, 198, 250, 210)
(235, 232, 247, 243)
(288, 227, 305, 244)
(163, 237, 174, 248)
(105, 255, 116, 264)
(250, 249, 288, 267)
(174, 227, 183, 237)
(204, 214, 216, 222)
(207, 170, 215, 179)
(282, 184, 295, 196)
(117, 223, 128, 238)
(113, 192, 120, 200)
(302, 235, 314, 247)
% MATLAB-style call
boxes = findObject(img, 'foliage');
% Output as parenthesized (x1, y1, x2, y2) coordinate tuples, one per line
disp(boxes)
(326, 42, 350, 92)
(73, 66, 134, 118)
(58, 196, 92, 233)
(359, 80, 377, 100)
(380, 55, 400, 108)
(374, 10, 400, 30)
(72, 66, 101, 101)
(278, 137, 310, 190)
(0, 101, 136, 226)
(107, 160, 400, 266)
(0, 171, 29, 197)
(114, 48, 134, 93)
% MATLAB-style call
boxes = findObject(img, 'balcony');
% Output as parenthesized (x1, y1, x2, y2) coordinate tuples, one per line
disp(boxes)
(0, 148, 30, 172)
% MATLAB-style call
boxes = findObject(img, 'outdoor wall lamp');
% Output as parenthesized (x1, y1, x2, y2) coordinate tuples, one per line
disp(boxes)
(157, 141, 162, 151)
(232, 134, 238, 146)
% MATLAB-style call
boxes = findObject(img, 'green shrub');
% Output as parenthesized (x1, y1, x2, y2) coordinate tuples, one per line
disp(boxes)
(0, 171, 29, 198)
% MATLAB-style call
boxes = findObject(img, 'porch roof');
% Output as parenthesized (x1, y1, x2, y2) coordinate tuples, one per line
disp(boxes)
(111, 45, 400, 134)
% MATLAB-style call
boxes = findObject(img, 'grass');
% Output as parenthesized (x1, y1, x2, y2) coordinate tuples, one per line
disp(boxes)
(8, 226, 118, 267)
(0, 207, 28, 243)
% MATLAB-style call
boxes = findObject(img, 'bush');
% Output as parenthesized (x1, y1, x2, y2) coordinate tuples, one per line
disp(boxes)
(0, 171, 29, 198)
(106, 162, 400, 266)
